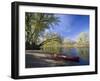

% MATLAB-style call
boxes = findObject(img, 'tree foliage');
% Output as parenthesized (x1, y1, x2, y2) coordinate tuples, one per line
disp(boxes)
(76, 32, 89, 46)
(40, 33, 62, 54)
(25, 13, 60, 45)
(63, 38, 75, 46)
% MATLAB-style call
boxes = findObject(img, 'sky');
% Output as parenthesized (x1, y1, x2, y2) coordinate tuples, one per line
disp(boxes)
(45, 14, 89, 41)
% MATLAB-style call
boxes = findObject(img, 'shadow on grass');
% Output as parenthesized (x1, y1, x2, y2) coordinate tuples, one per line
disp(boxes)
(25, 54, 52, 68)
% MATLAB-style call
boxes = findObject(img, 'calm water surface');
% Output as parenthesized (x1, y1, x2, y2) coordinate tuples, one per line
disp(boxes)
(61, 47, 89, 66)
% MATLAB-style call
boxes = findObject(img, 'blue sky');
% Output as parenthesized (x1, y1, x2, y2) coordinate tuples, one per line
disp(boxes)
(45, 14, 89, 40)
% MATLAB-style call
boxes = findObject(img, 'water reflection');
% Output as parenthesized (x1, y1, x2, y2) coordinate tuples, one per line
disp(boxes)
(62, 47, 89, 65)
(76, 48, 89, 64)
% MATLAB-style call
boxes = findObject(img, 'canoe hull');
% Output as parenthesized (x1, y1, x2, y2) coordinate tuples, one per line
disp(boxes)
(48, 55, 80, 62)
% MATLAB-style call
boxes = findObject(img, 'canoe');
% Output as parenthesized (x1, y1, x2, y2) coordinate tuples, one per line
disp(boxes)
(48, 54, 80, 62)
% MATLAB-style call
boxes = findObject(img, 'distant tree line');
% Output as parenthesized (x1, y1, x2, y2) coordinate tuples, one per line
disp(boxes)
(63, 32, 89, 47)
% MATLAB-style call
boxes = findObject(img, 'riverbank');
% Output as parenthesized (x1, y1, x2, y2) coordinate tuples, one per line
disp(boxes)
(26, 50, 66, 68)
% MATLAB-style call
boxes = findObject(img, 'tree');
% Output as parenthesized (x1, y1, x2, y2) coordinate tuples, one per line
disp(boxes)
(25, 13, 60, 49)
(40, 33, 62, 54)
(76, 32, 89, 46)
(63, 38, 75, 47)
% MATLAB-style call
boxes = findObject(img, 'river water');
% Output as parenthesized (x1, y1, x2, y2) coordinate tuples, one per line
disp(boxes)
(61, 47, 89, 66)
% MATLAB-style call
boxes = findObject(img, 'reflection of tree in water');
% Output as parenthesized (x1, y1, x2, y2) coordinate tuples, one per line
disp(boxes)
(76, 48, 89, 61)
(62, 47, 72, 56)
